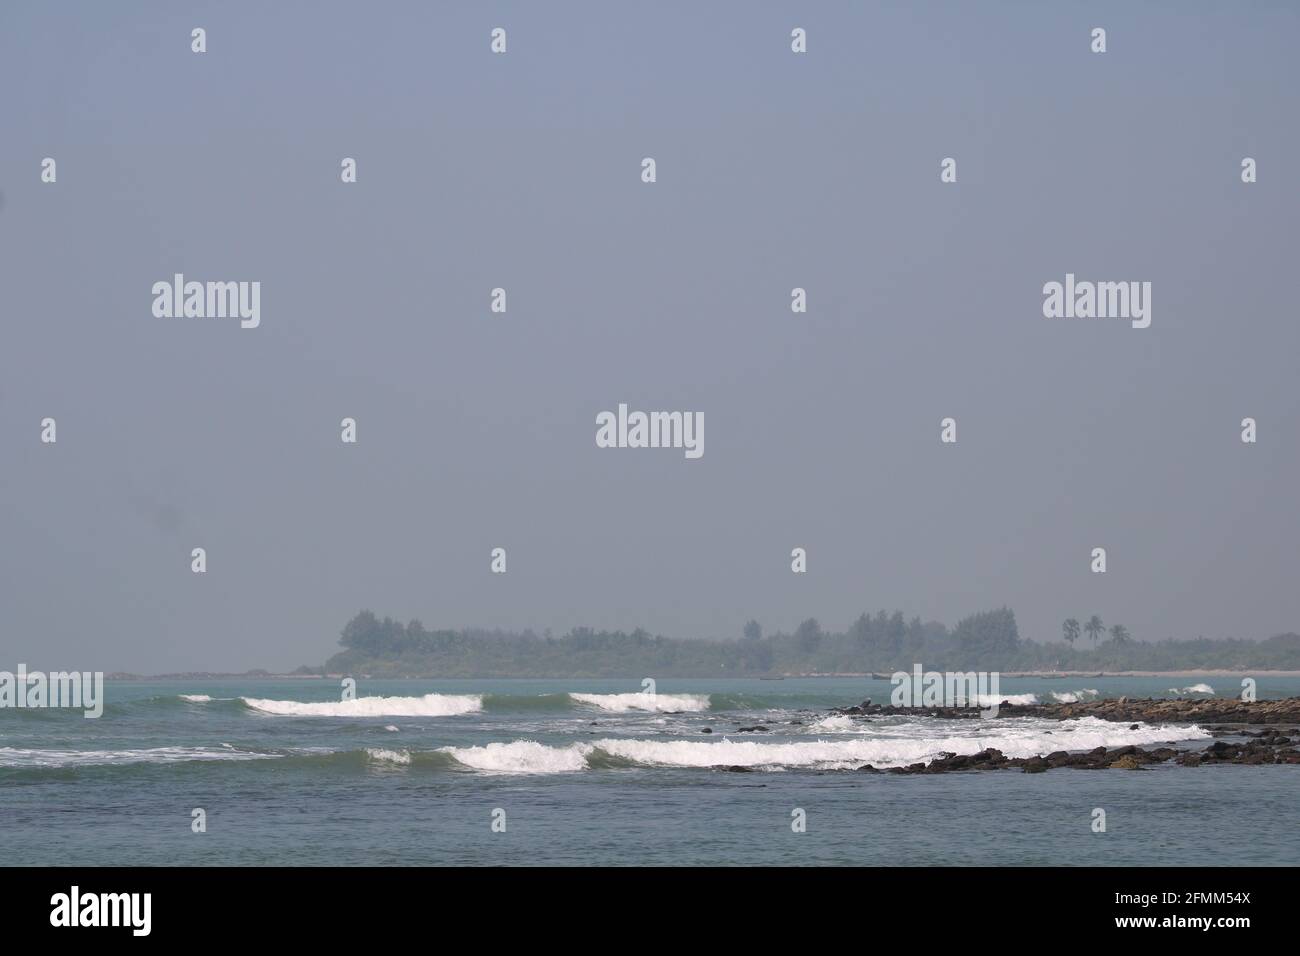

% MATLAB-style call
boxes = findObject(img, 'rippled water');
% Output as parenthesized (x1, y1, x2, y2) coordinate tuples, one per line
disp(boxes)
(2, 677, 1296, 865)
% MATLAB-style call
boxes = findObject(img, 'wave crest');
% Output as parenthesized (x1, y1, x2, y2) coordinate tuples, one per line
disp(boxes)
(425, 718, 1209, 774)
(0, 746, 279, 768)
(241, 693, 483, 717)
(569, 692, 711, 713)
(440, 740, 593, 774)
(973, 693, 1040, 706)
(1049, 688, 1099, 703)
(365, 748, 412, 765)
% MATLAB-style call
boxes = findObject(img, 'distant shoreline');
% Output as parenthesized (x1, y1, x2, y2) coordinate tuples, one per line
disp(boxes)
(102, 669, 1300, 680)
(1004, 669, 1300, 678)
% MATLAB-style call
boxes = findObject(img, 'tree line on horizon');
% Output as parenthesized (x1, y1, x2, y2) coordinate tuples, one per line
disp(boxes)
(1062, 616, 1131, 648)
(300, 609, 1300, 678)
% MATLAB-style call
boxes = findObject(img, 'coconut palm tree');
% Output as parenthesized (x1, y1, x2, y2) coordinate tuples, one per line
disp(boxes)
(1084, 615, 1105, 647)
(1063, 618, 1080, 646)
(1109, 623, 1131, 645)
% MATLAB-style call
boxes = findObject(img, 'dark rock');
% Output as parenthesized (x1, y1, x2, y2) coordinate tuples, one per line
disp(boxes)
(818, 697, 1300, 775)
(829, 696, 1300, 726)
(889, 762, 929, 775)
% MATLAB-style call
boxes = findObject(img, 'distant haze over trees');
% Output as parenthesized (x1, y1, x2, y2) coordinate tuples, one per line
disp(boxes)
(304, 609, 1300, 677)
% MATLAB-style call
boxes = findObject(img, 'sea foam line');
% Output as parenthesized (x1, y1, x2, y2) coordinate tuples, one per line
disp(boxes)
(569, 692, 711, 713)
(433, 718, 1209, 774)
(0, 746, 280, 768)
(241, 693, 483, 717)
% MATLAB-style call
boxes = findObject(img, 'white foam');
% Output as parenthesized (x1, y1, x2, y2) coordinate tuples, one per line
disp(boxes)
(440, 740, 592, 774)
(0, 746, 278, 768)
(1169, 684, 1215, 695)
(810, 715, 859, 731)
(365, 748, 411, 765)
(427, 717, 1209, 774)
(383, 725, 399, 732)
(973, 693, 1039, 706)
(570, 692, 710, 713)
(593, 718, 1207, 770)
(179, 694, 213, 702)
(1050, 688, 1099, 703)
(241, 693, 483, 717)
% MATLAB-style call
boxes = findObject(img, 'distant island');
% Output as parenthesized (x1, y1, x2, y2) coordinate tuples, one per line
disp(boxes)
(284, 609, 1300, 678)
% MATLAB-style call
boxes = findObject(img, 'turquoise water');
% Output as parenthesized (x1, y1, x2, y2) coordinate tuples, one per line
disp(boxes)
(2, 677, 1297, 865)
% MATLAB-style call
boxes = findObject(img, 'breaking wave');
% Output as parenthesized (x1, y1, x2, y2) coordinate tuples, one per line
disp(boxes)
(569, 692, 712, 713)
(0, 716, 1210, 777)
(240, 693, 484, 717)
(430, 718, 1208, 774)
(439, 740, 594, 774)
(365, 748, 412, 765)
(0, 746, 280, 768)
(114, 690, 758, 717)
(972, 693, 1040, 706)
(1049, 688, 1100, 703)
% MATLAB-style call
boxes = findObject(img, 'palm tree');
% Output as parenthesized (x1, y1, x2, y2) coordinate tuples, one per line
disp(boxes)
(1084, 615, 1105, 647)
(1063, 618, 1080, 646)
(1109, 624, 1131, 645)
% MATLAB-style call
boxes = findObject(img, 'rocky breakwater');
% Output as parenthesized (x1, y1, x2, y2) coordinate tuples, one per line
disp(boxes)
(832, 696, 1300, 724)
(828, 697, 1300, 774)
(1003, 696, 1300, 725)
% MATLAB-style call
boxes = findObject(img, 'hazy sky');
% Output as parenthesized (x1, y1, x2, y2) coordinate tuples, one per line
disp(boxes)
(2, 2, 1298, 672)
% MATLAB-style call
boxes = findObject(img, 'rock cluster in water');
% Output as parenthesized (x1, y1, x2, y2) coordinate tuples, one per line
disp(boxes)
(862, 731, 1299, 775)
(831, 696, 1300, 724)
(823, 697, 1300, 773)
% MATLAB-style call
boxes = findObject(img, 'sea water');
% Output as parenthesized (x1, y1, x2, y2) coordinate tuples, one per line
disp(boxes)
(2, 677, 1296, 865)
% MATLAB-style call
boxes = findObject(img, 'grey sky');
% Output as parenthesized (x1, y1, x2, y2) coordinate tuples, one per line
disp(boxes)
(2, 1, 1298, 672)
